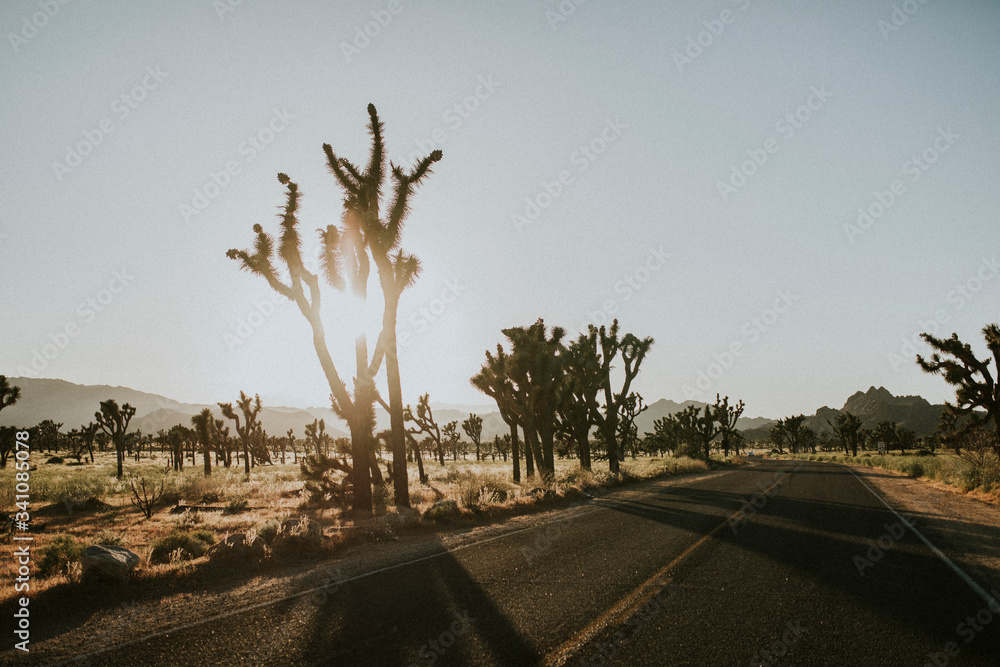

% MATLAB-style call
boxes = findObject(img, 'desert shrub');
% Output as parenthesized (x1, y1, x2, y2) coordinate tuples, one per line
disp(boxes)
(457, 472, 511, 508)
(300, 453, 353, 505)
(902, 461, 925, 478)
(54, 476, 109, 512)
(174, 510, 203, 531)
(127, 475, 166, 519)
(372, 483, 393, 508)
(46, 456, 64, 464)
(255, 516, 289, 544)
(150, 530, 216, 564)
(37, 535, 85, 578)
(674, 441, 703, 460)
(915, 448, 934, 457)
(224, 497, 250, 515)
(91, 529, 126, 547)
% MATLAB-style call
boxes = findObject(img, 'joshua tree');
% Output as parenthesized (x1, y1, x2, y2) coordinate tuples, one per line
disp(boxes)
(895, 425, 917, 455)
(305, 419, 333, 457)
(220, 391, 263, 475)
(871, 420, 899, 454)
(558, 329, 603, 470)
(95, 400, 136, 478)
(462, 414, 484, 461)
(442, 421, 461, 461)
(228, 166, 379, 512)
(76, 422, 99, 464)
(617, 393, 648, 459)
(771, 415, 810, 454)
(191, 408, 215, 476)
(590, 321, 654, 473)
(472, 345, 525, 481)
(0, 376, 20, 415)
(918, 323, 1000, 455)
(322, 104, 441, 508)
(831, 412, 865, 456)
(502, 319, 566, 477)
(404, 394, 445, 466)
(713, 395, 745, 456)
(692, 405, 719, 461)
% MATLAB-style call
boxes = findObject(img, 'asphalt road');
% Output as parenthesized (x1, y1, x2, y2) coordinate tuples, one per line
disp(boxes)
(27, 459, 1000, 665)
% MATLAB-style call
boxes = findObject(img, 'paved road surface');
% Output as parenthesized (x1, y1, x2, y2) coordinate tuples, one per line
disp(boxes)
(26, 459, 1000, 665)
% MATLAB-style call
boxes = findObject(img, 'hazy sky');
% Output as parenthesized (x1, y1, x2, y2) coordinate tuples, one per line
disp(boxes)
(2, 1, 998, 418)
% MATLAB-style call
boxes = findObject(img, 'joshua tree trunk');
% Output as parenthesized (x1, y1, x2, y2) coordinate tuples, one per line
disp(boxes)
(510, 424, 521, 483)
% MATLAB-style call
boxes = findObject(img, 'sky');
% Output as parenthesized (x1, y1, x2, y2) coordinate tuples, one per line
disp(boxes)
(2, 0, 998, 419)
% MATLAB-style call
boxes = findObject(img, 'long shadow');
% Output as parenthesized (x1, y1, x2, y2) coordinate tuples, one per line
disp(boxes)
(300, 542, 538, 666)
(596, 460, 1000, 663)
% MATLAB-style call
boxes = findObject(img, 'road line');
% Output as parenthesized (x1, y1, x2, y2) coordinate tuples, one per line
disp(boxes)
(840, 463, 1000, 611)
(542, 466, 795, 666)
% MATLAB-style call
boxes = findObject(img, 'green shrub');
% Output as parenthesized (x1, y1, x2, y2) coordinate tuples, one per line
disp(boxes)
(91, 529, 125, 547)
(256, 516, 288, 544)
(372, 482, 393, 508)
(37, 535, 85, 578)
(224, 497, 250, 515)
(150, 530, 216, 564)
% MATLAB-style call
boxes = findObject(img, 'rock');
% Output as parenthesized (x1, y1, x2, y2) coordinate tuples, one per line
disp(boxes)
(83, 545, 140, 583)
(271, 518, 324, 558)
(207, 533, 268, 565)
(422, 499, 460, 522)
(393, 506, 421, 527)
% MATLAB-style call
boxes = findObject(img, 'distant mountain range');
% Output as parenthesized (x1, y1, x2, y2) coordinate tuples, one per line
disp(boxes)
(740, 385, 947, 442)
(0, 378, 946, 443)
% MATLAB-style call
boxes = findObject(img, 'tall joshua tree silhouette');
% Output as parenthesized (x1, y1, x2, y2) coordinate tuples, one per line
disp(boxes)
(229, 105, 440, 512)
(323, 104, 441, 507)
